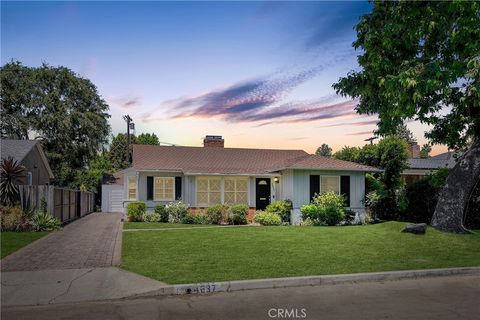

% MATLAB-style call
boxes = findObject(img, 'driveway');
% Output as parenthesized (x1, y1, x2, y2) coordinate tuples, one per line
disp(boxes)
(2, 274, 479, 320)
(1, 212, 167, 307)
(1, 212, 123, 271)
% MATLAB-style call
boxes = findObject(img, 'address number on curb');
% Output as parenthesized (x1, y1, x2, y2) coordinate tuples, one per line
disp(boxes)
(178, 283, 220, 294)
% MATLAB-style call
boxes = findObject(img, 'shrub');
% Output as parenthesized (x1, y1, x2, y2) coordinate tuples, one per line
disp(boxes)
(343, 209, 357, 225)
(300, 204, 321, 221)
(0, 206, 24, 231)
(166, 201, 189, 223)
(193, 214, 208, 225)
(230, 204, 249, 225)
(127, 202, 146, 222)
(31, 212, 61, 231)
(312, 192, 346, 226)
(254, 211, 282, 226)
(401, 168, 449, 223)
(154, 204, 168, 222)
(299, 218, 314, 226)
(205, 204, 231, 224)
(265, 200, 292, 223)
(142, 212, 162, 222)
(181, 212, 197, 224)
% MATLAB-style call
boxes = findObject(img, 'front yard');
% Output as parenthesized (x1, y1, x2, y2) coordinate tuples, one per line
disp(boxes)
(1, 232, 49, 258)
(121, 222, 480, 284)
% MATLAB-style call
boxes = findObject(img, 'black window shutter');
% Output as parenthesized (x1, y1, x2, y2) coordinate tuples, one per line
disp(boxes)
(341, 176, 351, 207)
(175, 177, 182, 200)
(147, 176, 154, 200)
(309, 175, 320, 202)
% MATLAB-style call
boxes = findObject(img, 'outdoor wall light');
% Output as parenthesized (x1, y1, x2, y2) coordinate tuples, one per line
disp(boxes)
(274, 177, 279, 183)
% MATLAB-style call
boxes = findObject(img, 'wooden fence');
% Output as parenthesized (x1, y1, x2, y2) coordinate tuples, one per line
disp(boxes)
(18, 185, 95, 223)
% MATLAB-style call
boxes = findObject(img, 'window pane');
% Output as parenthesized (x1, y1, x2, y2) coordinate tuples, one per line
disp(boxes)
(224, 192, 235, 204)
(128, 177, 136, 200)
(197, 179, 208, 192)
(236, 179, 248, 191)
(210, 192, 221, 204)
(197, 192, 208, 205)
(224, 179, 235, 192)
(210, 179, 221, 191)
(236, 192, 248, 204)
(321, 176, 340, 194)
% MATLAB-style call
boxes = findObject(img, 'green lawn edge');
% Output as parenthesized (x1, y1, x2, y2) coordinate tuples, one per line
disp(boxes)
(1, 232, 50, 259)
(121, 221, 480, 284)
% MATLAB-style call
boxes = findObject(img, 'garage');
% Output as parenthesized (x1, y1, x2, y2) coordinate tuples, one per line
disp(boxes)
(101, 173, 124, 213)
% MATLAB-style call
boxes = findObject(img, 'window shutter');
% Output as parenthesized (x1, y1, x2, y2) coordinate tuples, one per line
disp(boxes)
(341, 176, 350, 207)
(175, 176, 182, 200)
(147, 176, 153, 200)
(309, 175, 320, 202)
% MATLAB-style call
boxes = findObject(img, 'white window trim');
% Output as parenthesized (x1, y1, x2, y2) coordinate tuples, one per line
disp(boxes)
(153, 177, 175, 201)
(320, 175, 341, 195)
(127, 176, 138, 201)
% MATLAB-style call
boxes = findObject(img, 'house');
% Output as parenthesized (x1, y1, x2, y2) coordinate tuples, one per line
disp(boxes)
(0, 139, 54, 185)
(103, 136, 380, 224)
(402, 144, 459, 185)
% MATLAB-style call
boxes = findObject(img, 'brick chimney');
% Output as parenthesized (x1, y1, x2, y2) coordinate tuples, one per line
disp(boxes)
(203, 135, 224, 148)
(407, 142, 420, 158)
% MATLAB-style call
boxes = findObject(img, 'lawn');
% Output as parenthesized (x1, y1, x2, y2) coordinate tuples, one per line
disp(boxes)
(1, 232, 49, 258)
(124, 222, 224, 230)
(121, 222, 480, 284)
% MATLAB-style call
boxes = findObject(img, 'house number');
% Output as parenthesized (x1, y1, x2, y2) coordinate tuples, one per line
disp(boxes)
(185, 283, 217, 294)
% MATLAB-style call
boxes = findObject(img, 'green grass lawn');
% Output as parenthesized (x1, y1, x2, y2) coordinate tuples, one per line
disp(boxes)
(121, 222, 480, 284)
(124, 222, 225, 229)
(1, 232, 49, 258)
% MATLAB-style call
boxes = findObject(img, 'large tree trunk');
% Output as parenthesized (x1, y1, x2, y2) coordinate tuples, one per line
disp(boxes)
(431, 139, 480, 233)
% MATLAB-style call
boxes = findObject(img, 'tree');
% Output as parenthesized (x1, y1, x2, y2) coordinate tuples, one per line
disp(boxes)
(420, 144, 432, 158)
(1, 61, 111, 187)
(108, 133, 132, 171)
(333, 1, 480, 233)
(136, 133, 159, 145)
(357, 144, 380, 167)
(315, 144, 332, 157)
(333, 146, 359, 162)
(395, 124, 415, 144)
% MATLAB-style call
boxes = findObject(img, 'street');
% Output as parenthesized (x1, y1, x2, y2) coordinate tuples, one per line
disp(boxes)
(2, 274, 479, 320)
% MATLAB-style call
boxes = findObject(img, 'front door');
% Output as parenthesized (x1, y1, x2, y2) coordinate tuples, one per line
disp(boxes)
(255, 178, 271, 210)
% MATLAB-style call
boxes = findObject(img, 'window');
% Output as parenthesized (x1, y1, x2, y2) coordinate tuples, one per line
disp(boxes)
(154, 177, 175, 201)
(128, 176, 137, 200)
(224, 177, 248, 205)
(320, 176, 340, 194)
(196, 177, 221, 206)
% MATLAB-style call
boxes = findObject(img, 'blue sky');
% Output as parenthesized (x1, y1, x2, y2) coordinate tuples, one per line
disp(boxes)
(1, 1, 445, 154)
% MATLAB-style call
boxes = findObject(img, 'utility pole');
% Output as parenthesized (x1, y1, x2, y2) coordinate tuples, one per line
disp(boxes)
(123, 115, 134, 163)
(364, 136, 378, 145)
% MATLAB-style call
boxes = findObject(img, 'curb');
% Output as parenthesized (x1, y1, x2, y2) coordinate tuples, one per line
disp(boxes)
(134, 267, 480, 297)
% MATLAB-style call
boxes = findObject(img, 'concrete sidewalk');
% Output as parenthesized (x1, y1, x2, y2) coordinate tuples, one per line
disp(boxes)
(1, 267, 166, 307)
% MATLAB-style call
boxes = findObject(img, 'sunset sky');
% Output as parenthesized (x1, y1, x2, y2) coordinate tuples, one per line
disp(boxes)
(1, 1, 447, 155)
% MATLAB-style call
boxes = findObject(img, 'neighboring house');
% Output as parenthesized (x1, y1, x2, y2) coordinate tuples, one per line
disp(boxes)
(0, 139, 54, 185)
(104, 136, 380, 224)
(403, 146, 459, 185)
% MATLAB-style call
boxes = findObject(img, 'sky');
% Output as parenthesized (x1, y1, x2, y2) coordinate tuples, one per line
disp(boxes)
(1, 1, 447, 155)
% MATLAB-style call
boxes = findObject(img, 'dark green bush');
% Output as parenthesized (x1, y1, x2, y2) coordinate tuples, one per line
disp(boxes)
(181, 212, 197, 224)
(300, 204, 320, 222)
(154, 204, 168, 222)
(343, 209, 356, 225)
(230, 204, 248, 225)
(265, 200, 292, 223)
(165, 201, 188, 223)
(254, 211, 282, 226)
(31, 212, 61, 231)
(127, 202, 146, 222)
(401, 168, 449, 223)
(205, 204, 231, 224)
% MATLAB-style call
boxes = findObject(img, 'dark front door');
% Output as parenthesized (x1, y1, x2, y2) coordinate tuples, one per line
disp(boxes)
(255, 178, 271, 210)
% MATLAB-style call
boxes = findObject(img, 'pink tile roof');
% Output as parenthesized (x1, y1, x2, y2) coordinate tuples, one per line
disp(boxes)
(132, 144, 380, 174)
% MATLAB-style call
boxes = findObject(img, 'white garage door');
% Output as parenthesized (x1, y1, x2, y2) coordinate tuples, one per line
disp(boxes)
(110, 190, 124, 213)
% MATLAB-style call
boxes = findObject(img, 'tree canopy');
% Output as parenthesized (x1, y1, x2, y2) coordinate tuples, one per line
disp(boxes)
(0, 61, 111, 186)
(315, 144, 332, 157)
(334, 1, 480, 149)
(136, 133, 160, 145)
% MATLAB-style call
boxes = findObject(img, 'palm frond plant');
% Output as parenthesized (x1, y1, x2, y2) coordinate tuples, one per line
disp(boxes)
(0, 157, 26, 206)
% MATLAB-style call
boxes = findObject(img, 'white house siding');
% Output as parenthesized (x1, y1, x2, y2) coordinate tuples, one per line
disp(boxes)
(283, 169, 366, 225)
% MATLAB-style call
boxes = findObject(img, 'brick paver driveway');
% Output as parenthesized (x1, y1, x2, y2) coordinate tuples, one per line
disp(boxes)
(1, 212, 123, 272)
